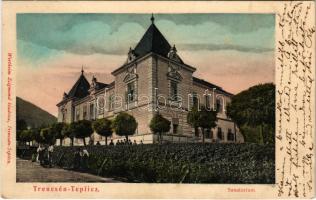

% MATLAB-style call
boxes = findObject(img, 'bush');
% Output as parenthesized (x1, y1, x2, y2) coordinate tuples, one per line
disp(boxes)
(50, 143, 274, 183)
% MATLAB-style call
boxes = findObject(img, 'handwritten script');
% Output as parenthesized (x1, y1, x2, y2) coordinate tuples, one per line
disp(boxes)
(6, 52, 13, 164)
(276, 2, 315, 198)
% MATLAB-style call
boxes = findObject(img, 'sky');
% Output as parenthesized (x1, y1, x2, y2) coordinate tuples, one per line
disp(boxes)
(17, 13, 275, 116)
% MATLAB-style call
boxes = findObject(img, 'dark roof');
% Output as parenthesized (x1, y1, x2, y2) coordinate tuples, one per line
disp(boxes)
(134, 23, 172, 59)
(108, 81, 115, 88)
(193, 77, 233, 96)
(95, 81, 108, 90)
(67, 73, 90, 98)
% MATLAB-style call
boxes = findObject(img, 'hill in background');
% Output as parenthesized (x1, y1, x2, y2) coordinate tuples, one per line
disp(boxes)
(16, 97, 57, 128)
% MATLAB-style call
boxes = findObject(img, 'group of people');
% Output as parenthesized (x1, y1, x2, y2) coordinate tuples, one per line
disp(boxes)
(34, 138, 144, 172)
(95, 139, 144, 146)
(115, 139, 134, 145)
(35, 144, 54, 167)
(34, 138, 143, 169)
(73, 147, 90, 171)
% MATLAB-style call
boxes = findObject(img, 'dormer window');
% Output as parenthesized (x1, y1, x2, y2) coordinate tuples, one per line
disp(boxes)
(127, 47, 136, 63)
(91, 76, 97, 88)
(63, 92, 68, 100)
(168, 44, 181, 63)
(61, 107, 67, 122)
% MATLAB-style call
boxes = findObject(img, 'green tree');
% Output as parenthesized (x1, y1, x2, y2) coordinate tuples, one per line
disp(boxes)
(32, 128, 44, 144)
(40, 127, 55, 145)
(187, 105, 200, 137)
(150, 113, 171, 143)
(51, 122, 65, 146)
(227, 83, 275, 144)
(19, 129, 33, 145)
(61, 123, 75, 146)
(197, 106, 217, 143)
(73, 120, 93, 146)
(187, 105, 217, 143)
(93, 118, 113, 145)
(112, 112, 137, 141)
(16, 119, 28, 143)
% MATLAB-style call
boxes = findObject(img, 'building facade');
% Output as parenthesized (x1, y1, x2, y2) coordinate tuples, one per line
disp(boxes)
(56, 16, 244, 145)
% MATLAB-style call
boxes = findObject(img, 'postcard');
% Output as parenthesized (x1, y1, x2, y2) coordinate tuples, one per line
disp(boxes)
(1, 1, 315, 199)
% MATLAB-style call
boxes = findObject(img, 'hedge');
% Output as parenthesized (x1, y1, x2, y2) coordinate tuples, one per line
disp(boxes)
(50, 143, 274, 183)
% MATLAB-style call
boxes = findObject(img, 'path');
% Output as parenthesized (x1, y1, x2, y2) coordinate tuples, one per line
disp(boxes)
(16, 158, 120, 182)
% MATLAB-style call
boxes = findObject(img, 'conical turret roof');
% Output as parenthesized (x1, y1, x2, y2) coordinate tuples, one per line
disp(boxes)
(67, 71, 90, 98)
(134, 21, 172, 59)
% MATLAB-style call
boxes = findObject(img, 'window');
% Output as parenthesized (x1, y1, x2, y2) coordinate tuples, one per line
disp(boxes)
(205, 95, 211, 109)
(216, 98, 223, 113)
(90, 104, 94, 120)
(217, 127, 223, 140)
(173, 124, 178, 134)
(75, 108, 80, 121)
(97, 97, 105, 115)
(109, 94, 115, 111)
(194, 127, 199, 137)
(127, 82, 136, 102)
(83, 105, 87, 120)
(205, 129, 212, 139)
(170, 81, 178, 101)
(227, 129, 234, 141)
(62, 108, 67, 122)
(192, 92, 199, 107)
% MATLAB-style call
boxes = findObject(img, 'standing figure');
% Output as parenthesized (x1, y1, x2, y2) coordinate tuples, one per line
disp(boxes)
(36, 145, 41, 162)
(73, 148, 81, 170)
(81, 148, 89, 172)
(38, 145, 45, 166)
(48, 144, 54, 167)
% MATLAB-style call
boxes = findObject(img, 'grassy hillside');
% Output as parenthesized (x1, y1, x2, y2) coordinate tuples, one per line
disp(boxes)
(16, 97, 57, 128)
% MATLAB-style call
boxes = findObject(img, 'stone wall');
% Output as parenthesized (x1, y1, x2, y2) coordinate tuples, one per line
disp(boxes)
(154, 56, 194, 110)
(57, 100, 73, 123)
(114, 56, 153, 112)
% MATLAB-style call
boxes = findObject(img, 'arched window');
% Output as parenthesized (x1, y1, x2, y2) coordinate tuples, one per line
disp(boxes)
(109, 94, 115, 111)
(97, 97, 105, 115)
